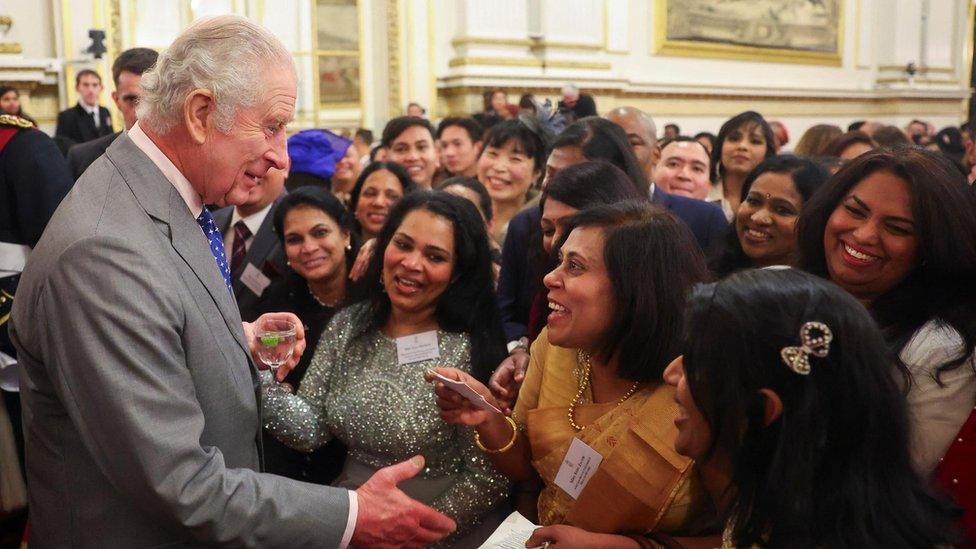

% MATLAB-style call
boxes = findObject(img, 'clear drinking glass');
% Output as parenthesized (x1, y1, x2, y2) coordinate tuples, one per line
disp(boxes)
(255, 319, 297, 394)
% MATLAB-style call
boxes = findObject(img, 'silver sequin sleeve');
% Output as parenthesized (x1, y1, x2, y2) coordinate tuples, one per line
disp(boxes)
(262, 303, 510, 535)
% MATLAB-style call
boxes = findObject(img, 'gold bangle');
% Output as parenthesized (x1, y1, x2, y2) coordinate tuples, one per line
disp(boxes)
(474, 415, 518, 454)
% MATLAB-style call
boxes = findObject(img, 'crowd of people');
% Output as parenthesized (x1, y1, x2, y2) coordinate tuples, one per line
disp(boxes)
(3, 14, 976, 548)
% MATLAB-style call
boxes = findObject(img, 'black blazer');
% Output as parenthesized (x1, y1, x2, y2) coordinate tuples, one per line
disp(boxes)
(212, 195, 290, 322)
(67, 131, 120, 180)
(55, 103, 114, 146)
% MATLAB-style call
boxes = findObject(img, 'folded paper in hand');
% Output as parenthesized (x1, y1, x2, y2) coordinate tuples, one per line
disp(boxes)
(478, 511, 539, 548)
(427, 370, 502, 414)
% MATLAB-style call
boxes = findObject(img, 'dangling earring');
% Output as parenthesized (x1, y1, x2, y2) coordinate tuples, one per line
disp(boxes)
(379, 268, 387, 293)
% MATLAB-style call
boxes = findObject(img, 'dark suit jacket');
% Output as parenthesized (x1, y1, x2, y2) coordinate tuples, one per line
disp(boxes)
(213, 196, 290, 322)
(652, 187, 729, 255)
(55, 103, 114, 146)
(67, 131, 120, 180)
(497, 208, 540, 342)
(1, 127, 74, 247)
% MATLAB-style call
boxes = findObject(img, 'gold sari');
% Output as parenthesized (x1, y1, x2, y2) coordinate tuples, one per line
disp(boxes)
(513, 328, 704, 535)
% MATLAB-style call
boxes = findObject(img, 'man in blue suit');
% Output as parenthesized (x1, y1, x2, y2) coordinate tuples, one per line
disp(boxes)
(606, 106, 728, 254)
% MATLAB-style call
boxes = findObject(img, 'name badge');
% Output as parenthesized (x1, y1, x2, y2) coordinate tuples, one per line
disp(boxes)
(554, 437, 603, 499)
(396, 330, 440, 365)
(241, 263, 271, 297)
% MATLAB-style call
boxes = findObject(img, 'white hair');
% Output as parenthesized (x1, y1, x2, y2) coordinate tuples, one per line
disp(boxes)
(137, 15, 293, 134)
(561, 84, 579, 98)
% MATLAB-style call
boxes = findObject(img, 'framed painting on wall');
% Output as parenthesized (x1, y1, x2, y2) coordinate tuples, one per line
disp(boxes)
(653, 0, 844, 66)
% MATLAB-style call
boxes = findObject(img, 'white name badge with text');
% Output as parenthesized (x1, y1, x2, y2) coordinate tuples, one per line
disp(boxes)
(396, 330, 440, 365)
(554, 437, 603, 500)
(240, 263, 271, 297)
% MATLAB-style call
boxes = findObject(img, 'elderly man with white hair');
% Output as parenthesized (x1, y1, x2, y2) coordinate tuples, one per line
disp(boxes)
(10, 15, 455, 548)
(557, 83, 597, 122)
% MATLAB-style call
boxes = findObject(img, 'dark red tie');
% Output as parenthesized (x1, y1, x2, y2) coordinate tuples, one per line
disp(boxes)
(230, 220, 251, 273)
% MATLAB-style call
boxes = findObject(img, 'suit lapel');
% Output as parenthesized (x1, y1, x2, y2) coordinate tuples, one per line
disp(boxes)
(167, 196, 252, 358)
(106, 135, 253, 364)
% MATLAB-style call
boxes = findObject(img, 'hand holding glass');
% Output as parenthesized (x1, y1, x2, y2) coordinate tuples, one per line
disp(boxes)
(255, 319, 297, 392)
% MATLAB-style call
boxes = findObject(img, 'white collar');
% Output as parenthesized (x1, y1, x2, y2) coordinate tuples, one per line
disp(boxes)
(230, 201, 274, 236)
(127, 121, 204, 218)
(79, 101, 98, 114)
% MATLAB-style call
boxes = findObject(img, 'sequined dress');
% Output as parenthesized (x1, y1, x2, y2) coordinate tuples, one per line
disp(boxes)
(263, 302, 510, 542)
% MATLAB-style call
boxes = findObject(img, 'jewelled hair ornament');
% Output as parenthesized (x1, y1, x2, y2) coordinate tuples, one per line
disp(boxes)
(780, 321, 833, 375)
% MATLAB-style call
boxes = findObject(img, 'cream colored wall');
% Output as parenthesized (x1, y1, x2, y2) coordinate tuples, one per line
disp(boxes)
(433, 0, 974, 141)
(4, 0, 972, 138)
(0, 1, 64, 132)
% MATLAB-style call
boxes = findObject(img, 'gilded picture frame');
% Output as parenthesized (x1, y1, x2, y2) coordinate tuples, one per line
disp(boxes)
(653, 0, 844, 66)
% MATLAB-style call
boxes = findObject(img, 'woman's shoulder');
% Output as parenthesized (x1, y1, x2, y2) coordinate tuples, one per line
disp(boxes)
(901, 319, 973, 378)
(322, 301, 374, 342)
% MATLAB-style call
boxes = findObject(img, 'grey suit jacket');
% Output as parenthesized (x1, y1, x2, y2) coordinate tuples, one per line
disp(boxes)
(213, 197, 289, 323)
(10, 134, 349, 548)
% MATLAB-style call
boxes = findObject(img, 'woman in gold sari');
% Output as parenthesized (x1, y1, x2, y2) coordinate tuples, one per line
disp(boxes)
(429, 201, 712, 546)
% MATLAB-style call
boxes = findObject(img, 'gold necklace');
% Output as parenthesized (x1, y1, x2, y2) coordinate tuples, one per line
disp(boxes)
(568, 350, 641, 431)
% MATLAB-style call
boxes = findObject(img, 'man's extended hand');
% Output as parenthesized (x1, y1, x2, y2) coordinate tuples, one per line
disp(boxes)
(352, 456, 457, 548)
(243, 312, 306, 381)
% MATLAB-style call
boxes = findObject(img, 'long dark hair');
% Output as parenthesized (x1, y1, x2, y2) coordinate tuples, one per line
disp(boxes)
(550, 117, 647, 195)
(796, 146, 976, 380)
(349, 161, 417, 236)
(542, 160, 647, 212)
(357, 191, 507, 381)
(527, 121, 651, 298)
(826, 130, 877, 158)
(711, 155, 828, 278)
(273, 186, 359, 269)
(710, 111, 776, 183)
(553, 201, 708, 382)
(682, 268, 960, 547)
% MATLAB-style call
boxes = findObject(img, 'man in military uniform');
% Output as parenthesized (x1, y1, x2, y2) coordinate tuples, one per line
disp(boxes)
(0, 113, 73, 530)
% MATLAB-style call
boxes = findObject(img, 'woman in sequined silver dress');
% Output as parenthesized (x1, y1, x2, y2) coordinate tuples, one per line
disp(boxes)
(263, 191, 511, 545)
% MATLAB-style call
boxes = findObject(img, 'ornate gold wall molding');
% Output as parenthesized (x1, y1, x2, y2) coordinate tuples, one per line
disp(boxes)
(0, 80, 39, 91)
(439, 84, 967, 118)
(386, 0, 401, 118)
(877, 65, 956, 74)
(451, 37, 603, 51)
(447, 57, 611, 70)
(0, 43, 22, 54)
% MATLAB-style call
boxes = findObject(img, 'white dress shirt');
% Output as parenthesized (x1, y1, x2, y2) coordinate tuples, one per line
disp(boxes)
(80, 100, 101, 128)
(223, 202, 274, 255)
(127, 122, 358, 547)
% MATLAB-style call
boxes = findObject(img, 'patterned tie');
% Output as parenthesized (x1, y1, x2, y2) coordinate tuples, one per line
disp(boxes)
(195, 208, 233, 294)
(230, 220, 251, 273)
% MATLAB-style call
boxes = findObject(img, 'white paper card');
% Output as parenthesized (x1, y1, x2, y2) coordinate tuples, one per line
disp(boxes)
(426, 369, 502, 414)
(477, 511, 539, 548)
(554, 437, 603, 500)
(240, 263, 271, 297)
(396, 330, 440, 365)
